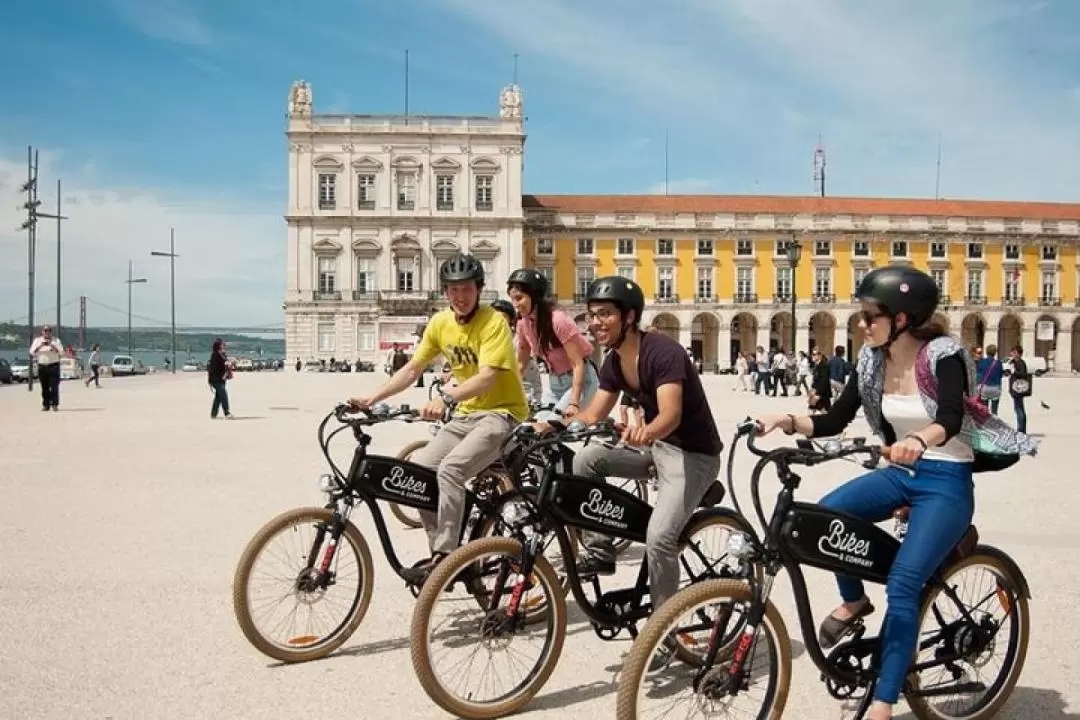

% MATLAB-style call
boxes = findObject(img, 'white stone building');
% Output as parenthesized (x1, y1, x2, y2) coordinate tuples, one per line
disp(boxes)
(284, 80, 526, 363)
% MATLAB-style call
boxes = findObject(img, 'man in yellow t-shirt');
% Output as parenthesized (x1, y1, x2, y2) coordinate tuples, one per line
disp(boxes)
(349, 252, 528, 584)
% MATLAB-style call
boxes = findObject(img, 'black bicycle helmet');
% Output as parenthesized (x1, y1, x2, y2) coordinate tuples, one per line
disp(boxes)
(585, 276, 645, 321)
(507, 267, 549, 298)
(438, 252, 485, 286)
(856, 265, 940, 328)
(490, 299, 517, 323)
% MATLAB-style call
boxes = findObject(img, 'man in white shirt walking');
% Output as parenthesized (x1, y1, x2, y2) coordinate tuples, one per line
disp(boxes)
(30, 325, 64, 411)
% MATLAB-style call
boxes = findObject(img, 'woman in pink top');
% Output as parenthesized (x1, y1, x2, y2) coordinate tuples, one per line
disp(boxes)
(506, 268, 598, 420)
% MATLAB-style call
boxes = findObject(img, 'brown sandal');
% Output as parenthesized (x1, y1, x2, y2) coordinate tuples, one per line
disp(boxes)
(819, 599, 875, 649)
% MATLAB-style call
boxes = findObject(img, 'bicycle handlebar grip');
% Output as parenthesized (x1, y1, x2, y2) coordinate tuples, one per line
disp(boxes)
(880, 445, 893, 461)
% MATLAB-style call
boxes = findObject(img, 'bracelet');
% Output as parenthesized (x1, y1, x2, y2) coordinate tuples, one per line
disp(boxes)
(567, 402, 579, 409)
(905, 433, 928, 451)
(783, 413, 797, 435)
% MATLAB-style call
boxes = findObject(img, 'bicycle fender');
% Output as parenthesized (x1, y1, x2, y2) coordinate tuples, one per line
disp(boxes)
(972, 543, 1032, 599)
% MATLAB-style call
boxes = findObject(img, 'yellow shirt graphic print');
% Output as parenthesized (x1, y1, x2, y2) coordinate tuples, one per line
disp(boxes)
(413, 306, 529, 423)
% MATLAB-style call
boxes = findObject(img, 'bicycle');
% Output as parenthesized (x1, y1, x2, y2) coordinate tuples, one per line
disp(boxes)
(231, 401, 543, 664)
(615, 419, 1031, 720)
(388, 383, 651, 535)
(409, 418, 754, 719)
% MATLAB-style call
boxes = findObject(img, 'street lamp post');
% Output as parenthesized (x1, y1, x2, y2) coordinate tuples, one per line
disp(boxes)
(125, 260, 148, 355)
(151, 228, 179, 373)
(786, 239, 803, 353)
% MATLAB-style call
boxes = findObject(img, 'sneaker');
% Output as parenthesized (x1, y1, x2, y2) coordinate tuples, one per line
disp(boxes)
(402, 553, 447, 587)
(576, 555, 616, 577)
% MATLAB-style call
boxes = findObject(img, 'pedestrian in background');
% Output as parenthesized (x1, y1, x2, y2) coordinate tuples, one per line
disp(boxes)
(30, 324, 63, 411)
(85, 344, 102, 389)
(208, 338, 233, 419)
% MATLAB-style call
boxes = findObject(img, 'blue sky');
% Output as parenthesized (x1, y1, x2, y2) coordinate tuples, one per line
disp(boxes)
(1, 0, 1079, 327)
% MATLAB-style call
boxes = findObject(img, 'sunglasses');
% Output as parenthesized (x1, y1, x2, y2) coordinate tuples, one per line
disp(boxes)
(858, 310, 888, 325)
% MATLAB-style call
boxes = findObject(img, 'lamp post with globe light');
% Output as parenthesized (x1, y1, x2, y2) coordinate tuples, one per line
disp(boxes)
(786, 239, 803, 353)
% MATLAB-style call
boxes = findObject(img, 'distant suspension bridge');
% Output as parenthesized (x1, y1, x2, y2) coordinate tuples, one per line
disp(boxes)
(3, 296, 285, 336)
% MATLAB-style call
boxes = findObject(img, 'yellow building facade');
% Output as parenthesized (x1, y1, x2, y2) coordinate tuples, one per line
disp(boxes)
(522, 195, 1080, 372)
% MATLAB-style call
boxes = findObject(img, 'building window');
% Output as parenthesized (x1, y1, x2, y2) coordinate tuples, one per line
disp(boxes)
(657, 267, 674, 300)
(317, 257, 336, 294)
(396, 256, 416, 292)
(1005, 244, 1020, 260)
(355, 258, 375, 295)
(617, 237, 634, 256)
(853, 240, 869, 257)
(436, 175, 454, 211)
(576, 266, 594, 297)
(930, 268, 946, 294)
(966, 269, 984, 299)
(475, 175, 493, 211)
(356, 325, 375, 352)
(396, 171, 416, 210)
(775, 239, 791, 257)
(697, 267, 713, 298)
(736, 266, 753, 297)
(536, 236, 553, 255)
(891, 240, 908, 258)
(357, 174, 375, 209)
(317, 323, 335, 353)
(1004, 268, 1021, 301)
(814, 240, 831, 256)
(776, 267, 792, 298)
(657, 238, 674, 255)
(617, 265, 635, 281)
(318, 174, 336, 210)
(697, 237, 714, 255)
(967, 242, 983, 259)
(930, 242, 947, 258)
(736, 239, 753, 256)
(1042, 245, 1058, 261)
(1041, 272, 1058, 300)
(538, 266, 555, 294)
(577, 237, 594, 255)
(814, 267, 831, 298)
(854, 266, 869, 291)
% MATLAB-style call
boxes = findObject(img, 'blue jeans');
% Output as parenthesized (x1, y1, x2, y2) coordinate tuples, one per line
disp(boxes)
(819, 459, 974, 705)
(210, 380, 230, 417)
(1012, 395, 1027, 433)
(535, 361, 598, 421)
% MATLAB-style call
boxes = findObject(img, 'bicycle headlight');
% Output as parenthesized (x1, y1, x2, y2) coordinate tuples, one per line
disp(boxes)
(318, 474, 335, 492)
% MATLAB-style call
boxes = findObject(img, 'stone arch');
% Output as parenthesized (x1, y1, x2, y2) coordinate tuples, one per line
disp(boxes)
(770, 311, 794, 353)
(996, 314, 1022, 356)
(651, 312, 680, 342)
(847, 313, 865, 359)
(961, 313, 986, 350)
(808, 311, 837, 356)
(691, 313, 720, 372)
(730, 312, 758, 365)
(1034, 314, 1058, 361)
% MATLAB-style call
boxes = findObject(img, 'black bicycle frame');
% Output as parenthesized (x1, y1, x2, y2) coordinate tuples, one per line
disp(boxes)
(721, 434, 1032, 696)
(516, 434, 750, 631)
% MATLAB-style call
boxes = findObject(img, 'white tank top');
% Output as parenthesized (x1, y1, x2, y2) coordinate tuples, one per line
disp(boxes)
(881, 393, 974, 463)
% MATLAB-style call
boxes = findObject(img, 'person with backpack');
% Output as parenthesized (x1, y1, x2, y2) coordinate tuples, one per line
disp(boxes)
(974, 344, 1004, 414)
(754, 266, 1037, 720)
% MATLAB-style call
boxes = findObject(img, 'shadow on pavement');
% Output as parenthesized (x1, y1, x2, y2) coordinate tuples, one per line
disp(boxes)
(895, 686, 1079, 719)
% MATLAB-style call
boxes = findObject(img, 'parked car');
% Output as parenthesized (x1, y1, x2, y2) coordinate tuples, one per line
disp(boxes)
(10, 358, 35, 382)
(0, 358, 12, 384)
(59, 356, 84, 381)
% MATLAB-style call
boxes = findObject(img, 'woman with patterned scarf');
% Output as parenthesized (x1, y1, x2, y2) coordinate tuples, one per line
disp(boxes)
(755, 265, 1037, 720)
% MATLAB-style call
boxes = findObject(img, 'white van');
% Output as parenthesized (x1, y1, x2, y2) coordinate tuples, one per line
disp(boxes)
(111, 355, 135, 376)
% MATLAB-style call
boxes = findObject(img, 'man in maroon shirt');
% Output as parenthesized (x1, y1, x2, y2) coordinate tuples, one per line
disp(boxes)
(567, 276, 723, 615)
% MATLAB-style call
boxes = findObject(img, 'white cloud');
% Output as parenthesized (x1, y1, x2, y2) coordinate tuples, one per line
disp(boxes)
(0, 150, 283, 330)
(106, 0, 213, 47)
(439, 0, 1080, 200)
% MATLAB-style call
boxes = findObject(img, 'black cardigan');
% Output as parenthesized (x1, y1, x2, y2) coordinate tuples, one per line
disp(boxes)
(810, 355, 968, 444)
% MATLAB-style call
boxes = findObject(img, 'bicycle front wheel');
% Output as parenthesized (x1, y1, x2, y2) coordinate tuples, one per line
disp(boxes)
(616, 579, 791, 720)
(410, 536, 568, 719)
(232, 507, 374, 663)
